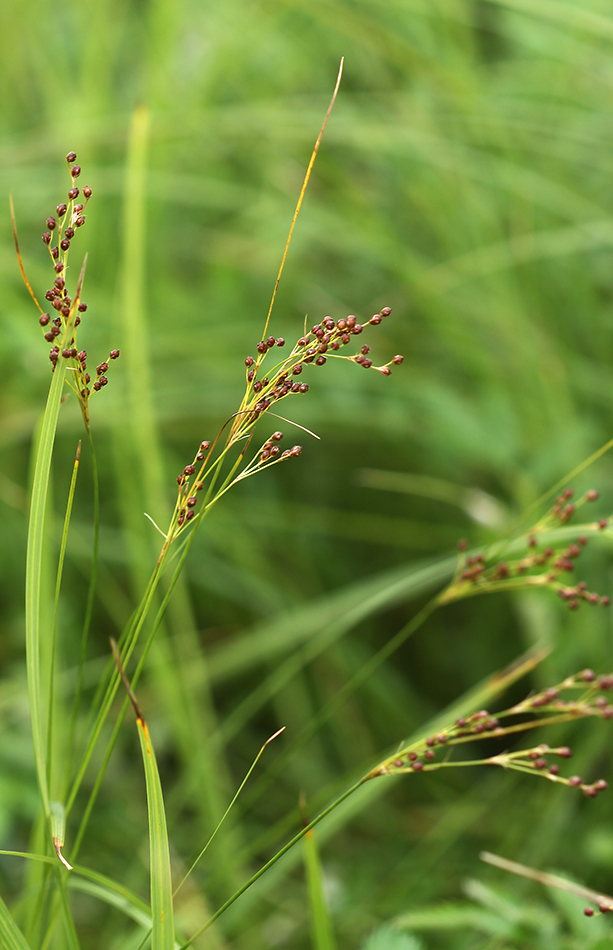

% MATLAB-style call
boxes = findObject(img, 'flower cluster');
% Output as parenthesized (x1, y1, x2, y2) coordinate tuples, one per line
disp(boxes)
(35, 153, 119, 423)
(167, 308, 402, 543)
(369, 667, 611, 797)
(445, 488, 610, 608)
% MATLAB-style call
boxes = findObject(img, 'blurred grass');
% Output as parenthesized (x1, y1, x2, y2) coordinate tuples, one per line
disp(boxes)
(3, 0, 613, 947)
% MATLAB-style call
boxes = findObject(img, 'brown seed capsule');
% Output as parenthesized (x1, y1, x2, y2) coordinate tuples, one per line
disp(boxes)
(83, 185, 92, 198)
(587, 490, 599, 501)
(96, 362, 109, 375)
(253, 381, 263, 393)
(291, 382, 300, 392)
(595, 779, 608, 791)
(66, 151, 77, 162)
(60, 238, 70, 251)
(68, 187, 79, 200)
(44, 331, 54, 342)
(568, 775, 582, 787)
(584, 786, 598, 798)
(257, 341, 267, 354)
(200, 441, 210, 451)
(57, 203, 67, 217)
(75, 216, 85, 227)
(393, 354, 404, 364)
(60, 305, 70, 317)
(186, 496, 197, 508)
(184, 464, 196, 475)
(42, 231, 52, 244)
(299, 383, 309, 393)
(71, 164, 81, 178)
(39, 313, 50, 326)
(346, 315, 356, 328)
(110, 349, 120, 359)
(46, 217, 57, 230)
(315, 356, 326, 366)
(54, 262, 64, 273)
(584, 907, 594, 916)
(276, 337, 285, 346)
(549, 765, 560, 775)
(52, 299, 62, 311)
(362, 358, 372, 368)
(65, 227, 75, 239)
(292, 364, 302, 375)
(266, 336, 275, 348)
(271, 431, 283, 441)
(411, 761, 423, 771)
(381, 307, 392, 316)
(245, 356, 255, 367)
(290, 445, 302, 456)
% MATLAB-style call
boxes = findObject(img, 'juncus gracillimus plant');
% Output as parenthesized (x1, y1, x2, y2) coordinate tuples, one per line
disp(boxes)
(9, 82, 613, 948)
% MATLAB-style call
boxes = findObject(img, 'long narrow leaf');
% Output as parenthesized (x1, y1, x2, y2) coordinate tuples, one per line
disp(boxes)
(304, 824, 337, 950)
(0, 893, 31, 950)
(137, 717, 175, 950)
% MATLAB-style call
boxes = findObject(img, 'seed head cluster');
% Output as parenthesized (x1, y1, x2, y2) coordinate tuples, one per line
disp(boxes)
(370, 667, 611, 797)
(37, 154, 119, 423)
(169, 307, 402, 542)
(448, 488, 610, 609)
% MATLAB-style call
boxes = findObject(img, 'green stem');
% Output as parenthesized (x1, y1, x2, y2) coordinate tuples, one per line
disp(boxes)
(180, 777, 368, 949)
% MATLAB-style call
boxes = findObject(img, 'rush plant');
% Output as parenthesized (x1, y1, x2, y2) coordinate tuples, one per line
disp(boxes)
(7, 76, 613, 948)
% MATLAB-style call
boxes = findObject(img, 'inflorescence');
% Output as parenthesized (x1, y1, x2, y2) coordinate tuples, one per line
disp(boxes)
(168, 309, 402, 543)
(444, 487, 610, 608)
(369, 668, 611, 797)
(38, 153, 119, 423)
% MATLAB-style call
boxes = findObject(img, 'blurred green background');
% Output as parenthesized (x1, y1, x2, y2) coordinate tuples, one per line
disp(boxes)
(2, 0, 613, 947)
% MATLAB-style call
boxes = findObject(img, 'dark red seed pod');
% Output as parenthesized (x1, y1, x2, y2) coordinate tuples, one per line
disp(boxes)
(245, 356, 255, 367)
(77, 302, 87, 313)
(602, 596, 611, 606)
(584, 786, 598, 798)
(39, 313, 50, 326)
(46, 217, 57, 230)
(51, 326, 61, 337)
(595, 779, 608, 791)
(57, 203, 67, 217)
(299, 383, 309, 393)
(549, 765, 560, 775)
(110, 349, 120, 359)
(52, 299, 62, 311)
(42, 231, 52, 244)
(346, 315, 356, 328)
(54, 262, 64, 273)
(75, 316, 81, 326)
(336, 319, 347, 330)
(587, 490, 599, 501)
(584, 907, 594, 917)
(276, 337, 285, 346)
(184, 464, 196, 476)
(315, 356, 326, 366)
(85, 373, 90, 383)
(393, 355, 404, 364)
(568, 775, 582, 787)
(68, 187, 79, 200)
(534, 758, 547, 769)
(51, 246, 59, 260)
(185, 510, 194, 521)
(45, 291, 55, 301)
(78, 350, 87, 362)
(44, 331, 54, 342)
(362, 358, 372, 368)
(381, 307, 392, 316)
(93, 380, 101, 391)
(361, 344, 370, 355)
(60, 238, 70, 251)
(257, 341, 267, 354)
(66, 151, 77, 162)
(290, 445, 302, 456)
(186, 496, 197, 508)
(62, 349, 71, 359)
(75, 216, 85, 227)
(60, 305, 70, 317)
(71, 164, 81, 178)
(200, 441, 210, 450)
(370, 313, 382, 325)
(266, 336, 275, 348)
(292, 364, 302, 375)
(353, 324, 363, 334)
(253, 381, 262, 393)
(65, 227, 75, 239)
(341, 333, 350, 344)
(83, 185, 92, 198)
(96, 362, 109, 375)
(291, 382, 300, 392)
(411, 761, 423, 771)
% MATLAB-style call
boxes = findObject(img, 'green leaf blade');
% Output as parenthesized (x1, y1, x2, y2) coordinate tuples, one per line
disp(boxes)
(137, 717, 174, 950)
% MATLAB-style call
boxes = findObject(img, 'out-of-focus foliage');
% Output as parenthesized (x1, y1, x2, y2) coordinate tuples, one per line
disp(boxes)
(1, 0, 613, 947)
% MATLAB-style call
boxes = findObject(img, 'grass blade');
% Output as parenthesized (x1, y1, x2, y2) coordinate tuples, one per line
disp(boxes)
(303, 815, 337, 950)
(112, 643, 174, 949)
(0, 893, 31, 950)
